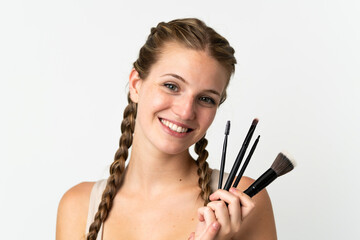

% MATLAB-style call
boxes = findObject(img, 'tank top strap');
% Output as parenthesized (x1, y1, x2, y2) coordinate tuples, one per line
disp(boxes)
(85, 179, 107, 239)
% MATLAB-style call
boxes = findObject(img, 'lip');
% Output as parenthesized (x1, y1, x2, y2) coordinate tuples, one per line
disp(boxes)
(158, 117, 194, 137)
(160, 117, 193, 129)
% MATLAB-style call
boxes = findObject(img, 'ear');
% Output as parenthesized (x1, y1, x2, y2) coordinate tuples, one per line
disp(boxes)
(129, 68, 143, 103)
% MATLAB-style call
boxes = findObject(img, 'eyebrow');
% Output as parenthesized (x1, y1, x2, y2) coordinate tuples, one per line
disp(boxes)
(161, 73, 221, 96)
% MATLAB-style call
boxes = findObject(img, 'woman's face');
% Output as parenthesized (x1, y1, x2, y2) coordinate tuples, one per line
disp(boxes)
(129, 42, 228, 155)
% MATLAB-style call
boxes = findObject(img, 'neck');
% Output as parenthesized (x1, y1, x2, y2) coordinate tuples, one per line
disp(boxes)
(121, 137, 199, 198)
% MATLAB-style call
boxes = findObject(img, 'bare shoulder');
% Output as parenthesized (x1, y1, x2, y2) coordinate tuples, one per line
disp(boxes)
(56, 182, 95, 240)
(236, 176, 277, 240)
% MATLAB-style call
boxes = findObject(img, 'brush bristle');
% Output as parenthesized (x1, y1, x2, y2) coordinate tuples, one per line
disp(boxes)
(271, 152, 296, 177)
(252, 118, 259, 126)
(225, 120, 230, 135)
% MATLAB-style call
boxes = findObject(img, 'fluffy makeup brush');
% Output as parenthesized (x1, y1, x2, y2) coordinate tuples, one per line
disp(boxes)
(243, 152, 296, 197)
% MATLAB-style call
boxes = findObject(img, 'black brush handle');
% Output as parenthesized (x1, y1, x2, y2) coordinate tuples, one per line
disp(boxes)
(243, 168, 278, 197)
(218, 121, 230, 189)
(218, 135, 228, 189)
(232, 135, 260, 188)
(223, 124, 256, 191)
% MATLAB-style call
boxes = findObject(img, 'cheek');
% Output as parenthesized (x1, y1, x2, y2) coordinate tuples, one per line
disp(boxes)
(138, 88, 170, 114)
(199, 109, 217, 129)
(151, 93, 170, 110)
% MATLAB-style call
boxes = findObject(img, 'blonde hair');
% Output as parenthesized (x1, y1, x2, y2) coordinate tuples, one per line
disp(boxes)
(86, 18, 236, 240)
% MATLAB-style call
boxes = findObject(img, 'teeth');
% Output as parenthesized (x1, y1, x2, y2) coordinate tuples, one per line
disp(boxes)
(161, 119, 188, 133)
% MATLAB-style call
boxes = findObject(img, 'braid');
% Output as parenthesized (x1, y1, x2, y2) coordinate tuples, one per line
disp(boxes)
(85, 18, 235, 238)
(194, 136, 213, 206)
(86, 94, 137, 240)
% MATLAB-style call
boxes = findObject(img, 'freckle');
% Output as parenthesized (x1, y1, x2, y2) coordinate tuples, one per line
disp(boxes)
(172, 225, 175, 228)
(179, 179, 182, 181)
(191, 218, 194, 221)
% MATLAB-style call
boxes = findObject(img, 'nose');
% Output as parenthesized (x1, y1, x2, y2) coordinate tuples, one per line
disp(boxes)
(172, 95, 196, 120)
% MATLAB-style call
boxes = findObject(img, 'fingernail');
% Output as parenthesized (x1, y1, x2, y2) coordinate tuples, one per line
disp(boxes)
(230, 187, 237, 192)
(212, 222, 220, 230)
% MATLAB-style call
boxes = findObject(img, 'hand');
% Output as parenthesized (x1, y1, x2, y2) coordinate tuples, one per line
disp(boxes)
(188, 187, 255, 240)
(187, 207, 221, 240)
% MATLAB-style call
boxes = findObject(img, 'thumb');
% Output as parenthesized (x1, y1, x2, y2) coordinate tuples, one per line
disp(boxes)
(200, 222, 220, 240)
(188, 232, 195, 240)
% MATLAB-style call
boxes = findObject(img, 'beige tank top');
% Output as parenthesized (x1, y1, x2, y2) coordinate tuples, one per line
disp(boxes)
(85, 169, 229, 239)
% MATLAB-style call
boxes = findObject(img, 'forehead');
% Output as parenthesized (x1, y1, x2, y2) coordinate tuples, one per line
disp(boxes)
(149, 42, 229, 91)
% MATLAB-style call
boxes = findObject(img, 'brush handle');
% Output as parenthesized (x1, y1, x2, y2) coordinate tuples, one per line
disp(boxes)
(223, 123, 256, 191)
(232, 135, 260, 188)
(218, 135, 228, 189)
(243, 168, 278, 197)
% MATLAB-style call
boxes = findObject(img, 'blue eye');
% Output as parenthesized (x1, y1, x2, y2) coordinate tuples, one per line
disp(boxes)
(199, 96, 216, 105)
(164, 83, 179, 92)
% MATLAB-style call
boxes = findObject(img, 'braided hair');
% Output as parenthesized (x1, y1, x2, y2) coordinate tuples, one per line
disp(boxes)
(86, 18, 236, 239)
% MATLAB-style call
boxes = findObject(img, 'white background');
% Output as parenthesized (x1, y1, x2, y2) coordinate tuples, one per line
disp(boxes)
(1, 0, 359, 239)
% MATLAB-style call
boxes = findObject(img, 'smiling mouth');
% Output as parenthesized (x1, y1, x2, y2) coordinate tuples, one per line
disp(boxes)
(160, 118, 193, 133)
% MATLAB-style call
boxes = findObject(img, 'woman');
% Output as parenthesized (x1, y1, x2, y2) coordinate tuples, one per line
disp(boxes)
(56, 18, 277, 240)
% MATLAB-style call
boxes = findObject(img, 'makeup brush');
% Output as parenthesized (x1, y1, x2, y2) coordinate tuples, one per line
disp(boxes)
(232, 135, 260, 188)
(223, 118, 258, 191)
(243, 152, 296, 197)
(218, 121, 231, 189)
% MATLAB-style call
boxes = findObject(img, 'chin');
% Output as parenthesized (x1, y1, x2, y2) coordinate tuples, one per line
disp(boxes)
(155, 141, 193, 156)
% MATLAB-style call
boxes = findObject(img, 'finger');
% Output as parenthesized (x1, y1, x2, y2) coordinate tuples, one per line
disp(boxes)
(200, 221, 221, 240)
(229, 187, 255, 219)
(198, 206, 217, 227)
(209, 189, 240, 207)
(207, 200, 231, 228)
(197, 207, 206, 222)
(188, 232, 195, 240)
(209, 189, 241, 222)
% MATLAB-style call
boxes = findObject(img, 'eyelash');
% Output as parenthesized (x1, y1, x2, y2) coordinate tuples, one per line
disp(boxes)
(164, 83, 179, 92)
(199, 96, 216, 105)
(163, 82, 217, 106)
